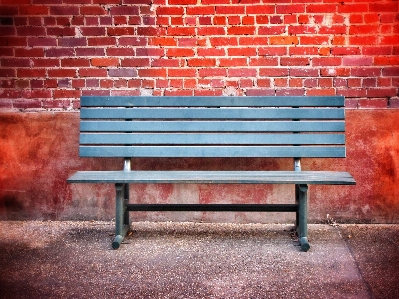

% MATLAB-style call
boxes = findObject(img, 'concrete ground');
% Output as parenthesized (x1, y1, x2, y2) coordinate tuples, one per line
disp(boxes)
(0, 221, 398, 299)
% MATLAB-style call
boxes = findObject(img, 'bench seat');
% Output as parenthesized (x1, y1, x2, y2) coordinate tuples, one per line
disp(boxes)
(68, 170, 355, 185)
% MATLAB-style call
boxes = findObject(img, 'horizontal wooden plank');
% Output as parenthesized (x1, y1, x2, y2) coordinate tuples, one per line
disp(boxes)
(80, 121, 345, 132)
(80, 108, 345, 120)
(80, 133, 345, 145)
(81, 96, 345, 107)
(79, 145, 346, 158)
(67, 170, 356, 185)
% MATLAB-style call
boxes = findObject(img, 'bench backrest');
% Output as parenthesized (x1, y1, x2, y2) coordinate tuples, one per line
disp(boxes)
(79, 96, 347, 158)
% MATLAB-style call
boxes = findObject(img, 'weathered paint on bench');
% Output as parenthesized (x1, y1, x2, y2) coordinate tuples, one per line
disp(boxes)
(67, 96, 355, 251)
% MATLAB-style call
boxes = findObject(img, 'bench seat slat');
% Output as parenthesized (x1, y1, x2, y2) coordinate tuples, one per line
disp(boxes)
(81, 96, 345, 107)
(79, 145, 346, 158)
(80, 108, 345, 120)
(80, 121, 345, 132)
(80, 133, 345, 145)
(67, 170, 356, 185)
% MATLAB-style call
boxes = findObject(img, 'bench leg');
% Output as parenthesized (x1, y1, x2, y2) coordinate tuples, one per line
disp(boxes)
(112, 183, 130, 249)
(297, 184, 310, 252)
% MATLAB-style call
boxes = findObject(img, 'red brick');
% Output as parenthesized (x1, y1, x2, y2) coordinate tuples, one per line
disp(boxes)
(80, 6, 106, 15)
(209, 37, 238, 47)
(216, 6, 245, 15)
(151, 59, 180, 67)
(380, 36, 399, 45)
(61, 58, 90, 67)
(197, 48, 226, 56)
(19, 5, 49, 15)
(259, 68, 289, 77)
(167, 27, 196, 36)
(50, 6, 79, 15)
(238, 37, 268, 46)
(288, 26, 317, 35)
(307, 89, 336, 96)
(321, 68, 350, 77)
(319, 25, 346, 35)
(157, 7, 184, 15)
(258, 26, 286, 35)
(270, 36, 299, 45)
(106, 48, 135, 56)
(187, 58, 216, 67)
(91, 58, 119, 67)
(382, 67, 399, 76)
(350, 25, 379, 35)
(246, 89, 275, 96)
(349, 36, 378, 45)
(369, 3, 398, 13)
(289, 47, 319, 56)
(119, 37, 147, 46)
(17, 69, 46, 78)
(1, 58, 29, 68)
(108, 68, 138, 77)
(300, 36, 329, 45)
(255, 15, 269, 24)
(228, 48, 256, 56)
(107, 27, 135, 36)
(138, 69, 167, 77)
(88, 37, 116, 46)
(258, 47, 286, 56)
(110, 6, 139, 15)
(80, 27, 106, 36)
(169, 68, 196, 77)
(47, 27, 75, 36)
(166, 48, 195, 57)
(351, 68, 381, 77)
(290, 68, 318, 77)
(186, 6, 215, 15)
(59, 38, 87, 47)
(276, 4, 305, 14)
(338, 4, 368, 13)
(331, 47, 361, 56)
(312, 57, 342, 66)
(227, 69, 256, 77)
(121, 58, 150, 67)
(359, 99, 388, 109)
(136, 48, 164, 57)
(198, 68, 227, 77)
(227, 26, 255, 35)
(306, 4, 336, 13)
(219, 58, 247, 67)
(42, 99, 72, 108)
(343, 57, 373, 66)
(276, 88, 305, 96)
(17, 27, 46, 36)
(27, 37, 57, 47)
(48, 69, 76, 77)
(13, 99, 42, 109)
(280, 58, 310, 66)
(79, 68, 107, 77)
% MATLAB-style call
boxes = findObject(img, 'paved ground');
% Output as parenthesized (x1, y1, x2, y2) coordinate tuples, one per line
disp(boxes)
(0, 221, 398, 299)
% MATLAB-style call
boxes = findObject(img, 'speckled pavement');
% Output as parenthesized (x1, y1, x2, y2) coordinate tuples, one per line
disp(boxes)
(0, 221, 398, 299)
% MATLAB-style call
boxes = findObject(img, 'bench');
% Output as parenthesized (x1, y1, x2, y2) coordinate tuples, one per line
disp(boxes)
(67, 96, 355, 251)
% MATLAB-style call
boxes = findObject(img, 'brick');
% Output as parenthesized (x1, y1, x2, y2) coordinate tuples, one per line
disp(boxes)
(338, 4, 368, 13)
(258, 26, 286, 35)
(300, 36, 329, 45)
(255, 15, 269, 24)
(227, 69, 256, 77)
(186, 6, 215, 15)
(228, 48, 256, 56)
(80, 6, 106, 15)
(108, 68, 138, 77)
(50, 6, 79, 15)
(151, 59, 180, 67)
(319, 25, 346, 35)
(350, 25, 379, 35)
(42, 99, 71, 108)
(343, 57, 373, 66)
(47, 27, 75, 36)
(197, 48, 225, 56)
(349, 36, 378, 45)
(227, 26, 255, 35)
(119, 37, 147, 46)
(61, 58, 90, 67)
(270, 36, 299, 45)
(80, 27, 106, 36)
(27, 37, 57, 47)
(312, 57, 342, 66)
(106, 48, 135, 56)
(121, 58, 150, 67)
(198, 68, 227, 77)
(216, 6, 245, 15)
(0, 58, 30, 67)
(169, 68, 196, 77)
(187, 58, 216, 67)
(166, 48, 195, 57)
(157, 7, 184, 15)
(239, 37, 268, 46)
(382, 67, 399, 76)
(369, 3, 398, 13)
(209, 37, 238, 47)
(351, 67, 381, 77)
(276, 4, 305, 14)
(167, 27, 196, 36)
(219, 58, 247, 67)
(88, 37, 116, 46)
(19, 5, 49, 15)
(380, 36, 399, 45)
(59, 38, 87, 47)
(306, 4, 336, 13)
(288, 25, 317, 35)
(17, 27, 46, 36)
(246, 89, 275, 96)
(374, 56, 399, 65)
(13, 99, 42, 109)
(259, 68, 289, 77)
(276, 88, 305, 96)
(17, 69, 46, 78)
(290, 68, 318, 77)
(258, 47, 286, 56)
(110, 6, 139, 15)
(48, 69, 76, 77)
(321, 67, 350, 77)
(280, 58, 310, 66)
(79, 68, 108, 77)
(289, 47, 318, 56)
(92, 58, 119, 67)
(138, 69, 167, 77)
(331, 47, 361, 56)
(107, 27, 135, 36)
(136, 48, 164, 57)
(165, 90, 194, 96)
(359, 99, 388, 109)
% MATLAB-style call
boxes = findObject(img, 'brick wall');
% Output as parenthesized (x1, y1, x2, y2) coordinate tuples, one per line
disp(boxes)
(0, 0, 398, 110)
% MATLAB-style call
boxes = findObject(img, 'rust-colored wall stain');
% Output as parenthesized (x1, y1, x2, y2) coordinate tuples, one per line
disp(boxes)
(0, 110, 398, 223)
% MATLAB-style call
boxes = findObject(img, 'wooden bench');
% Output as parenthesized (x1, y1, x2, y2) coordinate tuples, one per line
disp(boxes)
(67, 96, 355, 251)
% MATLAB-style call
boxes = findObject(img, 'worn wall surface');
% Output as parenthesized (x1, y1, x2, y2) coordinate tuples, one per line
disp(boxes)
(1, 109, 398, 223)
(1, 0, 398, 222)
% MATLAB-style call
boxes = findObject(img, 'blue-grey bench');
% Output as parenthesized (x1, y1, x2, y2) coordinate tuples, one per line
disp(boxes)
(67, 96, 355, 251)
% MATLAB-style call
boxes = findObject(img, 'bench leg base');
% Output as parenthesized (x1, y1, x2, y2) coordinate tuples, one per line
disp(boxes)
(299, 237, 310, 252)
(114, 183, 130, 250)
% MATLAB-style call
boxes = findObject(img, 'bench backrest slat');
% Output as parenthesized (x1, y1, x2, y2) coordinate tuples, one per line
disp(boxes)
(79, 96, 347, 158)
